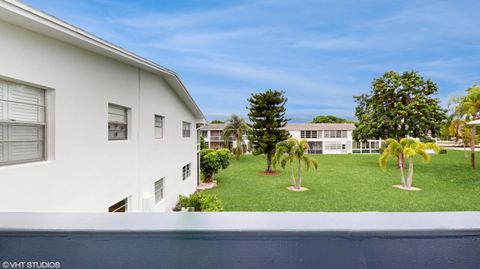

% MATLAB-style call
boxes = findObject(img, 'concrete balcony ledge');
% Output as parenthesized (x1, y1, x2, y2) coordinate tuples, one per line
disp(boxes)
(0, 212, 479, 232)
(0, 212, 479, 269)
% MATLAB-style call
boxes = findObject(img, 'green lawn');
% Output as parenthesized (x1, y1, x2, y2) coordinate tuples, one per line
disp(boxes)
(203, 150, 480, 211)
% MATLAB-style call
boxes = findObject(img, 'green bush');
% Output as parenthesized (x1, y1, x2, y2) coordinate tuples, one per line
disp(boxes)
(201, 151, 222, 182)
(177, 193, 223, 212)
(216, 148, 231, 169)
(200, 148, 231, 182)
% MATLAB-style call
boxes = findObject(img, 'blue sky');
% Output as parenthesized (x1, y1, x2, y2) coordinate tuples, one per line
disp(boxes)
(24, 0, 480, 122)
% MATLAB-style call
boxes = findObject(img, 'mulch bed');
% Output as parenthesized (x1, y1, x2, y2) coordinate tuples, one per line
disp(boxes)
(257, 171, 283, 176)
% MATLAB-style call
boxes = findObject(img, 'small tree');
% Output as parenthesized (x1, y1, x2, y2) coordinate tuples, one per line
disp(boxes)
(295, 139, 318, 189)
(449, 84, 480, 168)
(247, 90, 290, 173)
(274, 138, 297, 188)
(222, 114, 248, 160)
(200, 148, 231, 182)
(216, 148, 231, 169)
(200, 150, 221, 182)
(274, 138, 318, 190)
(379, 138, 440, 190)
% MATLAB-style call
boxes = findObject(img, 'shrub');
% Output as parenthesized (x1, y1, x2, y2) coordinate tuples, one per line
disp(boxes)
(177, 193, 223, 212)
(201, 151, 222, 182)
(200, 148, 231, 182)
(216, 148, 231, 169)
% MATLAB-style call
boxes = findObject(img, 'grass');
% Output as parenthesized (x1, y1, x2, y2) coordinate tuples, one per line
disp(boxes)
(203, 150, 480, 212)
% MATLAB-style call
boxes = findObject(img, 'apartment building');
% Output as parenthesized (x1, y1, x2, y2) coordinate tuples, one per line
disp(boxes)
(0, 0, 205, 212)
(200, 122, 356, 154)
(285, 123, 356, 154)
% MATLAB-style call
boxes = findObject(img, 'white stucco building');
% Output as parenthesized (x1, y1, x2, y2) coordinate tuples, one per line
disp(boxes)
(285, 123, 356, 154)
(0, 1, 205, 212)
(199, 123, 250, 152)
(200, 122, 356, 154)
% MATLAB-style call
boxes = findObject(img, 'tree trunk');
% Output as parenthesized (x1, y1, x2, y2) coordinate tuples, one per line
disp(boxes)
(471, 126, 476, 169)
(266, 155, 273, 173)
(399, 157, 406, 187)
(406, 157, 414, 189)
(464, 142, 467, 158)
(235, 136, 242, 160)
(290, 161, 296, 188)
(396, 153, 406, 170)
(297, 160, 302, 189)
(205, 174, 214, 183)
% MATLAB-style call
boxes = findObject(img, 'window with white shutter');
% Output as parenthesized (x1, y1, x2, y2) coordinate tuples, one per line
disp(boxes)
(0, 80, 46, 165)
(154, 178, 165, 204)
(182, 121, 191, 138)
(154, 115, 164, 139)
(108, 104, 128, 140)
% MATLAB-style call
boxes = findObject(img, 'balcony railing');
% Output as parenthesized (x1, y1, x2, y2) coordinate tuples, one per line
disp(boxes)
(0, 212, 479, 268)
(210, 136, 223, 141)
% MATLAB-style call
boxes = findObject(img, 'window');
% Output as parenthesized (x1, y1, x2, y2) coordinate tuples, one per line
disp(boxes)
(182, 163, 191, 181)
(108, 104, 128, 140)
(155, 178, 164, 204)
(0, 80, 46, 165)
(182, 121, 191, 138)
(154, 115, 164, 139)
(325, 141, 342, 150)
(301, 130, 320, 139)
(108, 198, 128, 213)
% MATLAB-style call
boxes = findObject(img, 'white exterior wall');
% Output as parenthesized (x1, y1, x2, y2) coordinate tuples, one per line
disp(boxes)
(287, 130, 353, 154)
(0, 20, 199, 212)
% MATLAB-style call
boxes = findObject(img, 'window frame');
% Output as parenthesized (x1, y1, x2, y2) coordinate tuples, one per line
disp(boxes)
(0, 79, 48, 166)
(182, 121, 191, 138)
(108, 197, 129, 213)
(108, 103, 129, 141)
(154, 115, 165, 140)
(182, 163, 191, 181)
(154, 178, 165, 204)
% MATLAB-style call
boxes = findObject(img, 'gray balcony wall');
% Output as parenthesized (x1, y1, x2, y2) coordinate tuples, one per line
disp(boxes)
(0, 212, 479, 269)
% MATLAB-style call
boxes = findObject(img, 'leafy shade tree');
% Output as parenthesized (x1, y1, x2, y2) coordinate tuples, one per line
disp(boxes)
(274, 138, 318, 190)
(354, 71, 446, 142)
(311, 115, 354, 124)
(247, 90, 290, 173)
(200, 148, 231, 182)
(379, 138, 440, 190)
(222, 114, 248, 160)
(209, 120, 225, 124)
(449, 84, 480, 168)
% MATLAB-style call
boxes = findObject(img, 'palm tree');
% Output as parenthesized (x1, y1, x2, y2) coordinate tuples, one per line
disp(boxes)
(380, 138, 440, 190)
(274, 138, 297, 188)
(274, 138, 318, 190)
(449, 119, 465, 144)
(379, 139, 407, 187)
(295, 139, 318, 189)
(448, 119, 466, 157)
(222, 114, 248, 160)
(450, 84, 480, 168)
